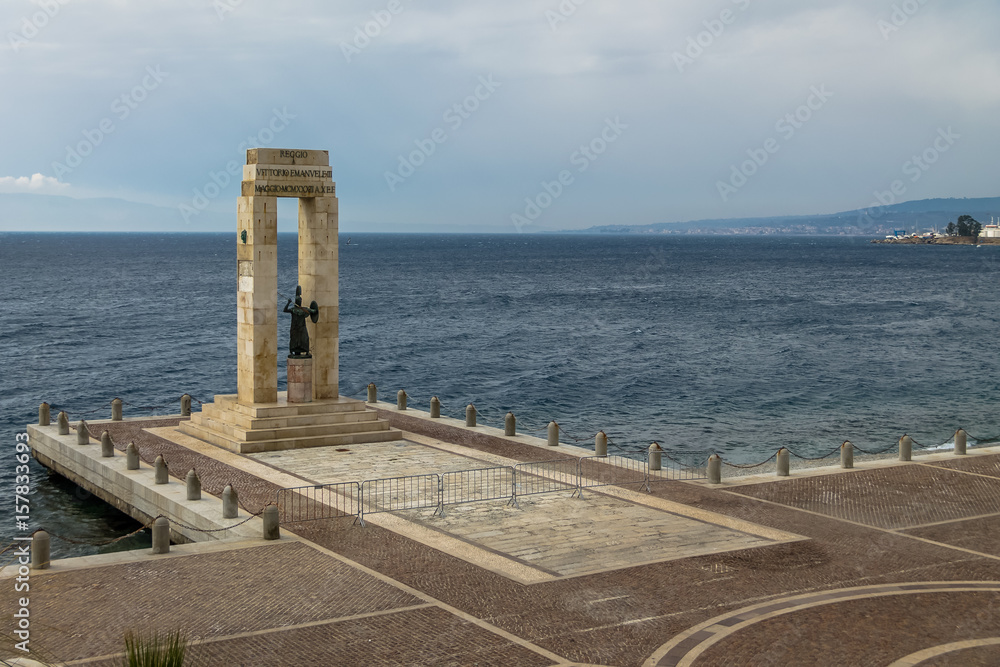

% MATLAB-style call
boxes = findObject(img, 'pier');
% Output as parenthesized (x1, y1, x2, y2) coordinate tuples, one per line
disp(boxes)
(8, 148, 1000, 666)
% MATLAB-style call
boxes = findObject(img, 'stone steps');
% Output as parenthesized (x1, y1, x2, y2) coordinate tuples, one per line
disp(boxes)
(178, 392, 402, 453)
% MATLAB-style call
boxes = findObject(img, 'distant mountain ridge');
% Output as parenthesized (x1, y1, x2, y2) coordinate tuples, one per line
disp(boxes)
(565, 197, 1000, 236)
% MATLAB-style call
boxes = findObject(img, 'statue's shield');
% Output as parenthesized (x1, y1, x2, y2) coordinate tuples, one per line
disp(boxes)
(309, 300, 320, 323)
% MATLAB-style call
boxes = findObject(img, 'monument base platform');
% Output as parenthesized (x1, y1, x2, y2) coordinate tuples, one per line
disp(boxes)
(178, 392, 402, 454)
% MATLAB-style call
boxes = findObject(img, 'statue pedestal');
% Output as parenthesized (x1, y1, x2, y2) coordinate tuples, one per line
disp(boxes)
(287, 356, 313, 403)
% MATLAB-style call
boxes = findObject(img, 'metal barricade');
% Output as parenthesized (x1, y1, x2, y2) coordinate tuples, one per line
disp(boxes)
(360, 474, 441, 526)
(276, 481, 361, 524)
(649, 459, 708, 482)
(578, 455, 650, 494)
(441, 466, 516, 512)
(512, 458, 579, 505)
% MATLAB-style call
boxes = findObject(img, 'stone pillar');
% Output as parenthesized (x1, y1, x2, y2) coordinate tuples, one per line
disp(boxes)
(955, 429, 967, 456)
(397, 389, 407, 410)
(367, 383, 377, 404)
(31, 530, 50, 570)
(547, 421, 559, 447)
(707, 454, 722, 484)
(100, 431, 114, 457)
(151, 517, 170, 554)
(186, 470, 201, 500)
(776, 448, 790, 476)
(648, 442, 662, 471)
(841, 441, 854, 469)
(297, 192, 339, 400)
(595, 431, 608, 456)
(154, 456, 168, 484)
(222, 485, 238, 519)
(286, 356, 313, 403)
(76, 420, 90, 445)
(262, 504, 280, 540)
(111, 398, 123, 421)
(430, 396, 440, 418)
(899, 435, 912, 461)
(180, 393, 192, 417)
(504, 412, 516, 436)
(466, 404, 477, 427)
(236, 193, 278, 405)
(57, 411, 69, 435)
(38, 402, 50, 426)
(126, 442, 139, 470)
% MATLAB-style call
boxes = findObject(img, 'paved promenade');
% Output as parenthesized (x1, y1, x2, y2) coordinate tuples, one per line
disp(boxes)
(4, 415, 1000, 666)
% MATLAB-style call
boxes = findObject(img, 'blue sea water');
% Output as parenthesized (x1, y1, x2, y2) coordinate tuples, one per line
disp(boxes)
(2, 232, 1000, 556)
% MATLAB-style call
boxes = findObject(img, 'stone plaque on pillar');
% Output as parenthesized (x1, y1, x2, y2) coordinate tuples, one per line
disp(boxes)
(236, 148, 339, 405)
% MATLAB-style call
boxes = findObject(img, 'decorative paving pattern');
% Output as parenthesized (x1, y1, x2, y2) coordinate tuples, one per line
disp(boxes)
(647, 582, 1000, 667)
(729, 464, 1000, 530)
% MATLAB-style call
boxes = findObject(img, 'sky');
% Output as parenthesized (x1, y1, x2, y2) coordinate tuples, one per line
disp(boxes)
(1, 0, 998, 233)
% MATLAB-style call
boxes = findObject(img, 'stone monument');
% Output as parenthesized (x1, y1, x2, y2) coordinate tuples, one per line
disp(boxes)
(178, 148, 400, 452)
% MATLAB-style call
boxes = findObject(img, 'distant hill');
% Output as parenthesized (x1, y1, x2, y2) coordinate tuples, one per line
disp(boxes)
(565, 197, 1000, 236)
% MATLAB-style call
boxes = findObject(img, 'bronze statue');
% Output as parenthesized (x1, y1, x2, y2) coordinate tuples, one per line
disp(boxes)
(283, 286, 319, 357)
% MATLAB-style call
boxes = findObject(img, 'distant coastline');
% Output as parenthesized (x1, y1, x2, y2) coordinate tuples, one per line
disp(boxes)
(871, 236, 1000, 245)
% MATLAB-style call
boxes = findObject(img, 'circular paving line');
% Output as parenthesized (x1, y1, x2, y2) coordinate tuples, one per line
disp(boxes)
(644, 581, 1000, 667)
(886, 637, 1000, 666)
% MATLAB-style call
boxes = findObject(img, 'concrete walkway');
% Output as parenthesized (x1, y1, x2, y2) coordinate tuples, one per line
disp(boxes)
(5, 414, 1000, 666)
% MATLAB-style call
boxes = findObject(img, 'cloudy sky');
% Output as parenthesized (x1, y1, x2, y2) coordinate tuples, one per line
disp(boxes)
(1, 0, 998, 232)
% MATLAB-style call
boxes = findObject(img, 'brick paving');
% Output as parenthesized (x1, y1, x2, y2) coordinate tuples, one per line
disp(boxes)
(691, 590, 1000, 666)
(17, 417, 1000, 666)
(727, 464, 1000, 529)
(77, 607, 551, 667)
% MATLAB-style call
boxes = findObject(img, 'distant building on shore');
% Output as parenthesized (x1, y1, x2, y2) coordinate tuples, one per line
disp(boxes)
(982, 216, 1000, 238)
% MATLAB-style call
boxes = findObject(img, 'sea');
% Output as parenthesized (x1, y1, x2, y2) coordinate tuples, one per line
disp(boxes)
(2, 232, 1000, 557)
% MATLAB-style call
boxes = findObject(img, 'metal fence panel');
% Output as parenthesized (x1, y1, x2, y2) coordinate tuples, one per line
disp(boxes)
(360, 474, 441, 518)
(442, 466, 515, 506)
(277, 481, 361, 524)
(513, 459, 579, 498)
(649, 460, 707, 482)
(579, 455, 649, 491)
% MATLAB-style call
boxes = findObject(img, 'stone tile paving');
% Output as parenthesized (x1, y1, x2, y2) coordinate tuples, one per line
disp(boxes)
(726, 464, 1000, 530)
(77, 606, 552, 667)
(691, 591, 1000, 667)
(0, 541, 420, 663)
(398, 493, 775, 577)
(251, 439, 491, 483)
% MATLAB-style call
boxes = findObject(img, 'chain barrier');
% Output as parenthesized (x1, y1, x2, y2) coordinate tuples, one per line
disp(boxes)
(787, 445, 843, 461)
(166, 512, 261, 534)
(47, 521, 152, 547)
(965, 431, 1000, 444)
(722, 451, 778, 469)
(850, 442, 899, 456)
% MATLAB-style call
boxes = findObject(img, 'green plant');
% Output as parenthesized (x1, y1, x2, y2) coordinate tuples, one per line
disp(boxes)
(121, 629, 187, 667)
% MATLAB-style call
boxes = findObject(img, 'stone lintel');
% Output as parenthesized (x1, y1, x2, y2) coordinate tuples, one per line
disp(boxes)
(243, 164, 334, 181)
(247, 148, 329, 166)
(242, 181, 337, 198)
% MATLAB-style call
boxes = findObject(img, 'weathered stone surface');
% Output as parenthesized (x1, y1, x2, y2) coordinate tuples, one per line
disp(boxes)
(151, 516, 170, 554)
(505, 412, 516, 436)
(286, 356, 313, 404)
(38, 402, 50, 426)
(246, 148, 330, 166)
(547, 421, 559, 447)
(111, 398, 123, 421)
(100, 431, 114, 457)
(31, 530, 50, 570)
(187, 469, 202, 500)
